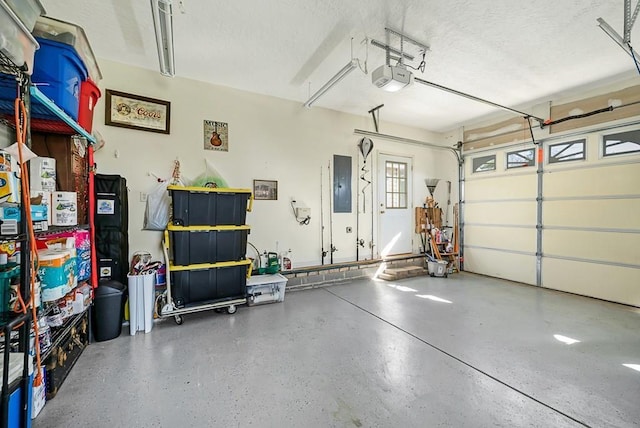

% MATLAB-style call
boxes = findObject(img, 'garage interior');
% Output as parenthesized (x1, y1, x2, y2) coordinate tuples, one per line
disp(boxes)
(1, 0, 639, 427)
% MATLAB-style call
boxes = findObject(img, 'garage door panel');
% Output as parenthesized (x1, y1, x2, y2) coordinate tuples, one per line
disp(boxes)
(543, 258, 640, 306)
(465, 174, 536, 200)
(545, 163, 640, 197)
(543, 199, 640, 229)
(464, 248, 536, 285)
(543, 230, 640, 266)
(465, 225, 536, 253)
(465, 202, 537, 225)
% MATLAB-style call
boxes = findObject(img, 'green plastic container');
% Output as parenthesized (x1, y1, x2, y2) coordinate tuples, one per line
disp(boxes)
(257, 253, 280, 275)
(0, 264, 20, 314)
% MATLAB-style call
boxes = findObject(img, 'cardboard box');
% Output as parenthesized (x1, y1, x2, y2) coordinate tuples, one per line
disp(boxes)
(0, 204, 47, 221)
(0, 219, 18, 236)
(33, 221, 48, 232)
(31, 190, 52, 225)
(0, 151, 11, 172)
(0, 205, 49, 235)
(29, 157, 56, 193)
(0, 205, 20, 221)
(31, 368, 46, 419)
(0, 172, 19, 203)
(52, 191, 77, 226)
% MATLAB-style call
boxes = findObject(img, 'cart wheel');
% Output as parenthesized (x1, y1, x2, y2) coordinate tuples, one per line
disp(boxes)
(226, 305, 237, 314)
(174, 315, 183, 325)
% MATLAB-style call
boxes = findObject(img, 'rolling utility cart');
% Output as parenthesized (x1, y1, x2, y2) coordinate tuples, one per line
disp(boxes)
(158, 186, 253, 325)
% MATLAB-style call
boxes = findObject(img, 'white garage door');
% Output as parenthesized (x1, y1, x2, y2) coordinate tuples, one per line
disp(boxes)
(463, 147, 538, 285)
(463, 125, 640, 307)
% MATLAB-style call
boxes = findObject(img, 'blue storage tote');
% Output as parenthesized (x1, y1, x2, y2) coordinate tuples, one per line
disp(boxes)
(169, 225, 250, 266)
(31, 38, 88, 121)
(1, 353, 33, 428)
(7, 374, 33, 428)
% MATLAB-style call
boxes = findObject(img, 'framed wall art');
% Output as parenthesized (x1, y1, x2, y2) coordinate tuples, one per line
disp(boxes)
(253, 179, 278, 200)
(105, 90, 171, 134)
(204, 120, 229, 151)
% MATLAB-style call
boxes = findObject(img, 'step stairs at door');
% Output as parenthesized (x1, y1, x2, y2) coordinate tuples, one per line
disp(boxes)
(378, 266, 427, 281)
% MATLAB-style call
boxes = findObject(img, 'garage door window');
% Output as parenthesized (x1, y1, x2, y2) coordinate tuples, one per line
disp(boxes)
(385, 161, 407, 208)
(603, 130, 640, 157)
(472, 155, 496, 173)
(548, 139, 585, 164)
(506, 148, 535, 169)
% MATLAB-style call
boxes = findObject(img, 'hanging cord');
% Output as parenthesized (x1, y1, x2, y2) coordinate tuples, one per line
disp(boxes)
(542, 106, 614, 127)
(10, 99, 27, 315)
(247, 242, 262, 270)
(290, 200, 310, 225)
(14, 97, 44, 387)
(406, 50, 427, 73)
(356, 38, 368, 74)
(628, 42, 640, 76)
(360, 159, 371, 213)
(526, 116, 537, 145)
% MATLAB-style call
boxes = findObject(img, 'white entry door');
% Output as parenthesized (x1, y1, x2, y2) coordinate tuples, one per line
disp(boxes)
(377, 153, 413, 256)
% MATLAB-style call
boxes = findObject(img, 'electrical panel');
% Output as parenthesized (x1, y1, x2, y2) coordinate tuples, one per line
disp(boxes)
(333, 155, 352, 213)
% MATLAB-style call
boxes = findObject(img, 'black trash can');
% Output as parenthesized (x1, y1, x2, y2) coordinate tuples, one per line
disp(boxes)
(93, 280, 126, 342)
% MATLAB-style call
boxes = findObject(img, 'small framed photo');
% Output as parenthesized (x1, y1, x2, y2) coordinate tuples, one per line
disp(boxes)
(253, 180, 278, 200)
(105, 90, 171, 134)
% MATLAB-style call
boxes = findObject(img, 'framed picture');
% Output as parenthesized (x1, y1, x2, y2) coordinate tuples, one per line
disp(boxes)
(204, 120, 229, 151)
(253, 179, 278, 200)
(105, 90, 171, 134)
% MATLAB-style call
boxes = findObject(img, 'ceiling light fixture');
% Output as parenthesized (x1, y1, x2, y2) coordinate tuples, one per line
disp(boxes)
(151, 0, 175, 77)
(372, 64, 413, 92)
(303, 60, 358, 108)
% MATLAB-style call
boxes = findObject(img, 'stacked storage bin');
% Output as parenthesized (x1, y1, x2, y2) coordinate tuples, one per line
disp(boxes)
(167, 186, 253, 308)
(30, 16, 103, 131)
(0, 0, 41, 74)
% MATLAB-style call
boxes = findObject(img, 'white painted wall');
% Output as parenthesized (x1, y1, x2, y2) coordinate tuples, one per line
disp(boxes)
(93, 60, 457, 266)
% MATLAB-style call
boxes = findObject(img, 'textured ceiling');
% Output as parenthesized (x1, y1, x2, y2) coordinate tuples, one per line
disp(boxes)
(41, 0, 640, 132)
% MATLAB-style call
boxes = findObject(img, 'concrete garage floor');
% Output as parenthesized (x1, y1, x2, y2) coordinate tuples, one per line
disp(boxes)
(34, 273, 640, 427)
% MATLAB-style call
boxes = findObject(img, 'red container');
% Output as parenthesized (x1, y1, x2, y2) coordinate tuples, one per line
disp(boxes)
(78, 79, 101, 132)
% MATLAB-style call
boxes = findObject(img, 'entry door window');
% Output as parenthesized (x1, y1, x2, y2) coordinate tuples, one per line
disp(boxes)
(385, 161, 407, 208)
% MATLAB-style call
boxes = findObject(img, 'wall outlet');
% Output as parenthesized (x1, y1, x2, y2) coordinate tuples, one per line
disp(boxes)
(346, 226, 352, 233)
(140, 192, 147, 202)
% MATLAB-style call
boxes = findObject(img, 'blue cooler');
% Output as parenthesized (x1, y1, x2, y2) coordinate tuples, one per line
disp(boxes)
(7, 374, 33, 428)
(32, 38, 88, 121)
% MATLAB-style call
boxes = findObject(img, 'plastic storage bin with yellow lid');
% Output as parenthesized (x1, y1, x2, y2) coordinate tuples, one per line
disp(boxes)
(32, 15, 102, 82)
(0, 1, 39, 73)
(169, 186, 253, 227)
